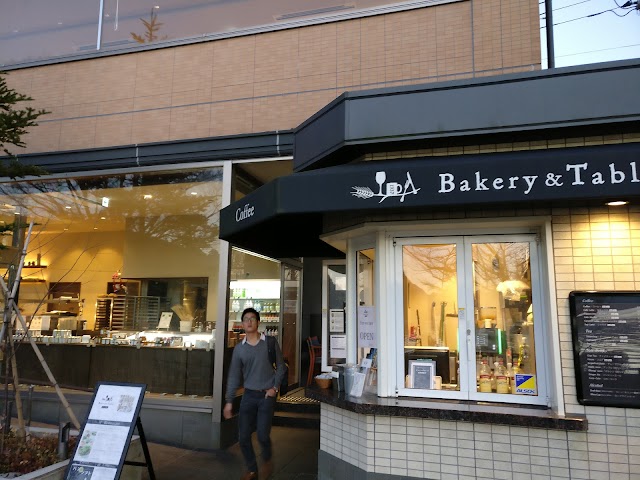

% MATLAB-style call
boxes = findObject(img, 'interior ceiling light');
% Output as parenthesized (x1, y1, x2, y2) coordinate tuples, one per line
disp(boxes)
(143, 194, 153, 199)
(65, 206, 72, 209)
(190, 192, 198, 195)
(606, 200, 628, 206)
(100, 216, 106, 220)
(93, 227, 98, 230)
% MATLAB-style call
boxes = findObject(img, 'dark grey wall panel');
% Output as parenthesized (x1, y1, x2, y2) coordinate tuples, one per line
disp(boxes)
(294, 60, 640, 171)
(5, 131, 294, 175)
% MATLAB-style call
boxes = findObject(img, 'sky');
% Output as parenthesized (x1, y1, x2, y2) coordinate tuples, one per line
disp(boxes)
(540, 0, 640, 68)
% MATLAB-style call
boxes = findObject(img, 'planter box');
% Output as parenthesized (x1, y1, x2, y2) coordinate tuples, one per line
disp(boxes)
(11, 435, 143, 480)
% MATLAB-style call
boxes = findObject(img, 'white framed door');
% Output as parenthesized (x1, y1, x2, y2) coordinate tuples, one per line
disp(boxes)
(394, 234, 548, 406)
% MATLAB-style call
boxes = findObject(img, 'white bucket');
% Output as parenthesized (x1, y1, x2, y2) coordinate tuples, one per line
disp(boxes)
(179, 320, 193, 332)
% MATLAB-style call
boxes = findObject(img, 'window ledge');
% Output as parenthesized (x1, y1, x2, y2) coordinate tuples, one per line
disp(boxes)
(306, 386, 587, 431)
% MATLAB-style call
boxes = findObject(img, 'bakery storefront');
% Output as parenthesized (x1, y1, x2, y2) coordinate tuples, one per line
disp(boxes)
(220, 61, 640, 479)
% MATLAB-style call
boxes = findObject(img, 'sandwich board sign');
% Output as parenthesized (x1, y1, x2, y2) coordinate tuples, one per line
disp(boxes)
(64, 382, 154, 480)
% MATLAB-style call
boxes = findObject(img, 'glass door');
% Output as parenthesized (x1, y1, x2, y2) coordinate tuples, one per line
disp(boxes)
(281, 264, 301, 389)
(395, 234, 547, 405)
(322, 261, 346, 372)
(465, 235, 546, 403)
(395, 237, 468, 399)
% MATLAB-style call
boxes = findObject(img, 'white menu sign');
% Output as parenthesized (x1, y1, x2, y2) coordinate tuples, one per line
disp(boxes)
(65, 383, 146, 480)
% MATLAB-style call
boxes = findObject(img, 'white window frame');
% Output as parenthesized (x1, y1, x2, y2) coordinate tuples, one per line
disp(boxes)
(390, 233, 548, 405)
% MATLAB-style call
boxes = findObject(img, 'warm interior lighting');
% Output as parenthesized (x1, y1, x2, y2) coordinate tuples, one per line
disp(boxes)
(65, 205, 72, 209)
(606, 200, 628, 206)
(143, 194, 153, 199)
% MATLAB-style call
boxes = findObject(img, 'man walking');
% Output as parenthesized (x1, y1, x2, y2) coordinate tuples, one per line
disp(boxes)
(224, 307, 287, 480)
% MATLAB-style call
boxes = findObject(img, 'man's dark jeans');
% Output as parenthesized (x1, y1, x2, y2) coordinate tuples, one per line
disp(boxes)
(238, 389, 276, 472)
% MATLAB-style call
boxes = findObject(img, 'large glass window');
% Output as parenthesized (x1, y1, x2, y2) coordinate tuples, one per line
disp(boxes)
(395, 234, 547, 405)
(0, 167, 223, 395)
(1, 167, 222, 339)
(0, 0, 100, 67)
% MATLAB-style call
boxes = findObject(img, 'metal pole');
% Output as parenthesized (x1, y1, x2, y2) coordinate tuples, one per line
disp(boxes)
(545, 0, 555, 68)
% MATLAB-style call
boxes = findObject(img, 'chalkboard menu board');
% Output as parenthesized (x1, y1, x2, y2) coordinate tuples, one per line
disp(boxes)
(569, 291, 640, 408)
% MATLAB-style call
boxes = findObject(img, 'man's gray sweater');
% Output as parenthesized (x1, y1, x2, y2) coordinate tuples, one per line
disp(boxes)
(225, 336, 286, 403)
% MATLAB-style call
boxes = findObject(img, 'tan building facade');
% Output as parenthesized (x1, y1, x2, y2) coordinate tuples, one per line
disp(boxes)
(6, 0, 540, 155)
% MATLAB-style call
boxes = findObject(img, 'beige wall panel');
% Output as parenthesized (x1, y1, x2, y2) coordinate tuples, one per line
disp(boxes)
(296, 90, 339, 122)
(172, 43, 214, 99)
(59, 117, 97, 151)
(95, 55, 138, 103)
(4, 69, 33, 98)
(134, 93, 171, 111)
(212, 36, 256, 87)
(211, 83, 254, 103)
(360, 15, 386, 71)
(298, 73, 336, 93)
(20, 121, 61, 154)
(210, 99, 254, 137)
(337, 70, 362, 91)
(8, 2, 542, 154)
(360, 66, 388, 88)
(252, 94, 301, 133)
(63, 60, 101, 106)
(131, 108, 171, 144)
(30, 67, 67, 111)
(254, 78, 300, 98)
(134, 49, 175, 98)
(94, 113, 133, 148)
(169, 104, 211, 140)
(298, 23, 338, 78)
(98, 98, 135, 116)
(255, 30, 299, 82)
(61, 103, 98, 119)
(336, 21, 361, 74)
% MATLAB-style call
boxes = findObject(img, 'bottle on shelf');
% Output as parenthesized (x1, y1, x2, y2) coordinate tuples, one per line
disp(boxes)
(495, 359, 509, 394)
(506, 362, 514, 393)
(478, 358, 492, 393)
(517, 336, 530, 372)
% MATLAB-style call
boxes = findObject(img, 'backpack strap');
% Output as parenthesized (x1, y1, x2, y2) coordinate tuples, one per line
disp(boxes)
(266, 335, 276, 367)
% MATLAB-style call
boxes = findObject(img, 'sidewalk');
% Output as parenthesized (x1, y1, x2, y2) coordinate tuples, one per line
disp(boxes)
(140, 426, 319, 480)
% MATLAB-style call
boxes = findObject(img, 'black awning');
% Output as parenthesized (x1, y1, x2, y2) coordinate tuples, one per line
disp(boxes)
(220, 142, 640, 258)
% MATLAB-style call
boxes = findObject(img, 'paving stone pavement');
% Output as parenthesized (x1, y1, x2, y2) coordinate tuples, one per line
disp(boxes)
(141, 426, 320, 480)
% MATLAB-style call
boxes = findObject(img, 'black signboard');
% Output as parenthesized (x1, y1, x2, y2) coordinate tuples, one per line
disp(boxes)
(569, 291, 640, 408)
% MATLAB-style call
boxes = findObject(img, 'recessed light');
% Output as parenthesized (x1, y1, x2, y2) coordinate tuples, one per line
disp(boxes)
(190, 192, 197, 196)
(65, 206, 72, 209)
(93, 227, 98, 230)
(606, 200, 628, 207)
(100, 216, 106, 220)
(143, 194, 153, 199)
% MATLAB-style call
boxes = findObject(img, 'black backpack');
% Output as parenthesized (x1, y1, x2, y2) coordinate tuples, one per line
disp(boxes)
(266, 336, 289, 395)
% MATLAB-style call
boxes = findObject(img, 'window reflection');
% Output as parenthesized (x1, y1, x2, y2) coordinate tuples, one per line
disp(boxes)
(0, 0, 100, 66)
(0, 167, 222, 332)
(402, 244, 459, 391)
(2, 0, 431, 66)
(472, 242, 536, 396)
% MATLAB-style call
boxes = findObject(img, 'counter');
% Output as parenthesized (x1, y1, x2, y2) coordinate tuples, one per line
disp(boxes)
(305, 385, 587, 431)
